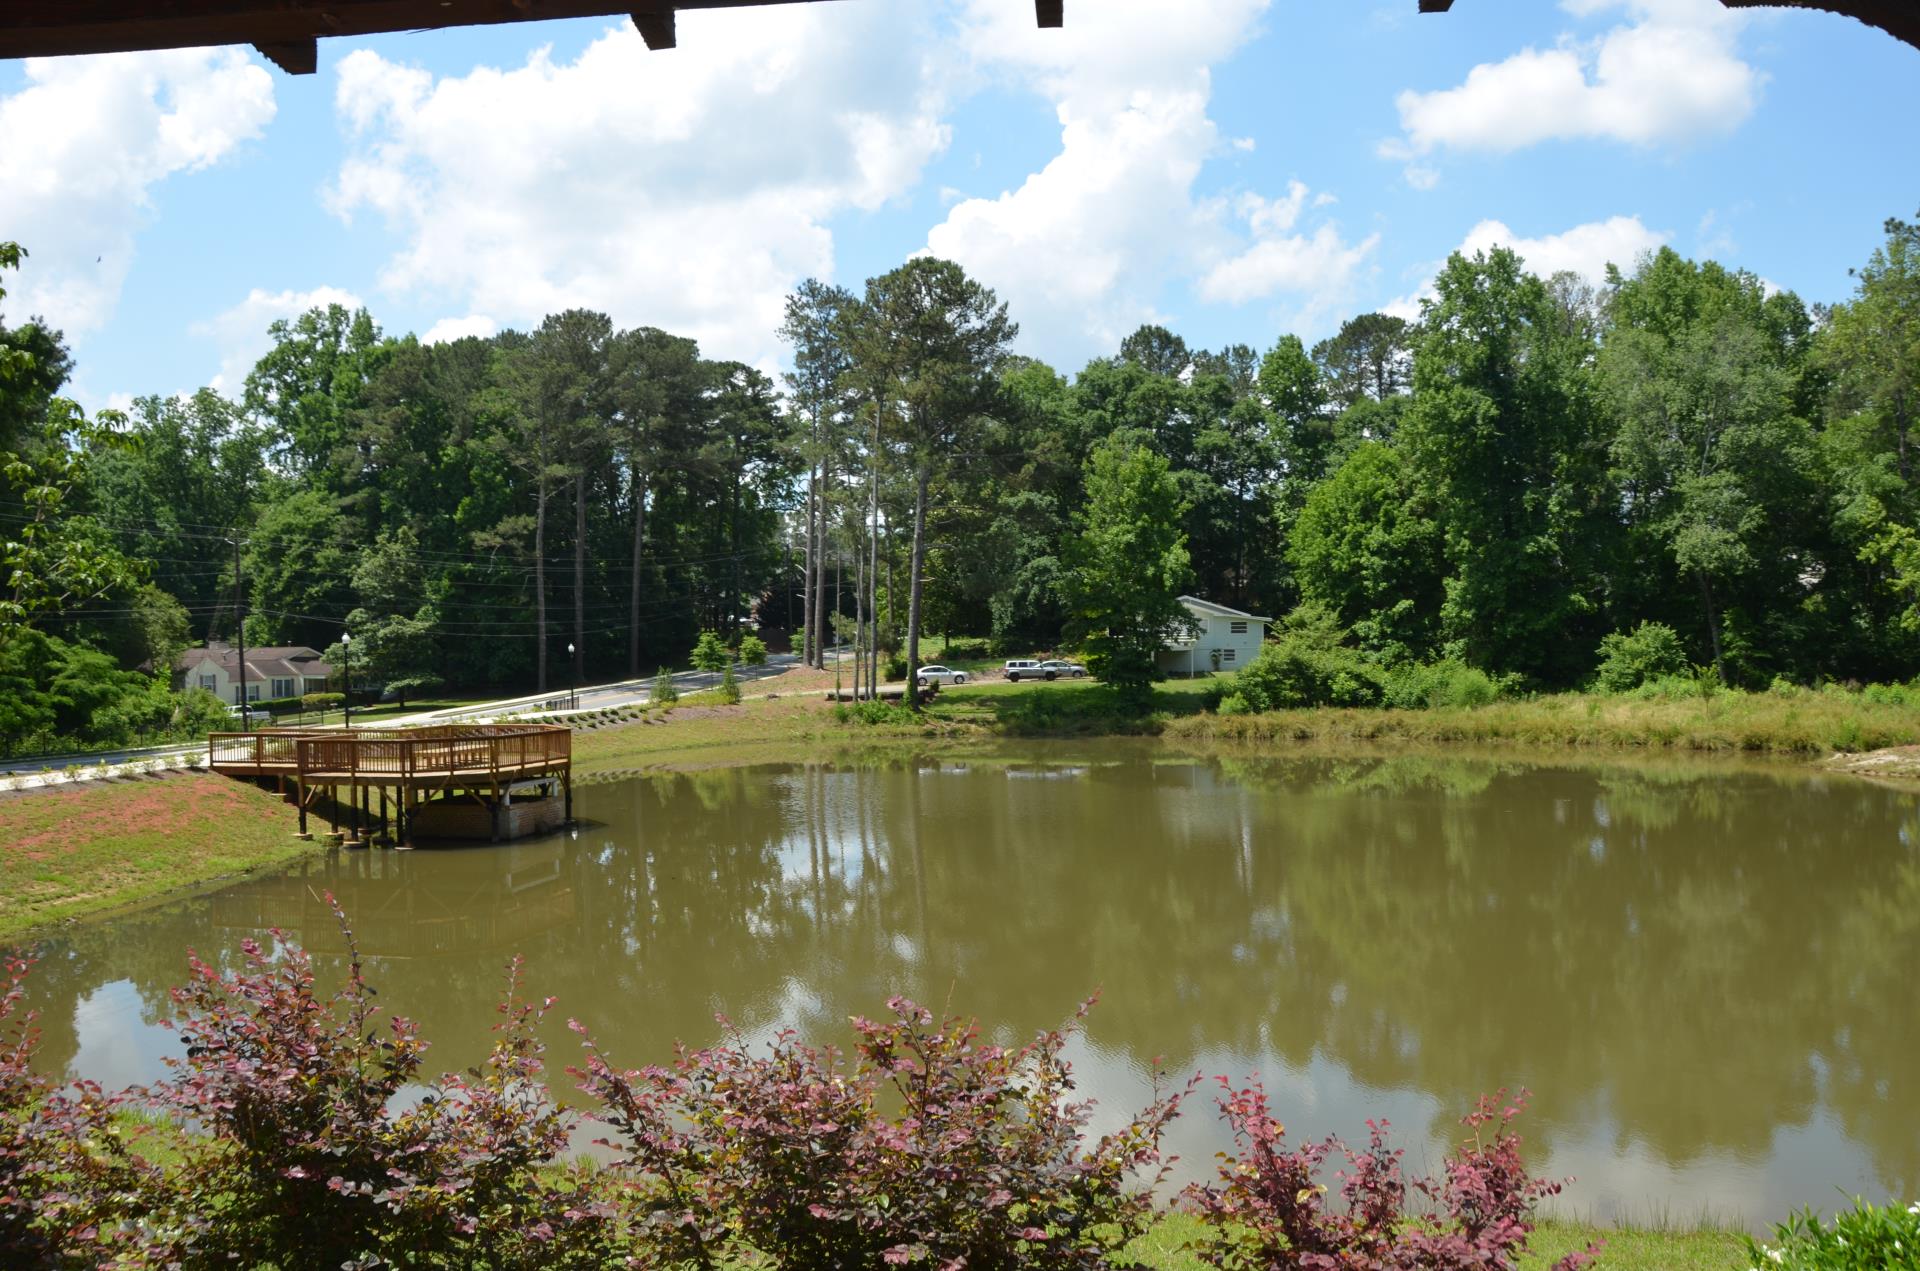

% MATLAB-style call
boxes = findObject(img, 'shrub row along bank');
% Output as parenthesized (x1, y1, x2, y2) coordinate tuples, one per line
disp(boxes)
(0, 899, 1602, 1270)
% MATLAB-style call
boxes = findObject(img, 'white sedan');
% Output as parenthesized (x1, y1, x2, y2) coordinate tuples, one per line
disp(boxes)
(915, 665, 970, 686)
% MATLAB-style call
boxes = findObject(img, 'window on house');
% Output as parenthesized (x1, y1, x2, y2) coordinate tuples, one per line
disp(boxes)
(246, 683, 261, 701)
(303, 678, 327, 694)
(272, 678, 295, 699)
(1220, 648, 1236, 663)
(198, 674, 217, 691)
(1230, 621, 1248, 634)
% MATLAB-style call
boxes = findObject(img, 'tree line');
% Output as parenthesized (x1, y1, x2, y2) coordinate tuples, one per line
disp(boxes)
(2, 210, 1918, 742)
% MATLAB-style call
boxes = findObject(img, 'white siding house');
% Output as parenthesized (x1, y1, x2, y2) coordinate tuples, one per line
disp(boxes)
(175, 643, 333, 704)
(1157, 596, 1269, 677)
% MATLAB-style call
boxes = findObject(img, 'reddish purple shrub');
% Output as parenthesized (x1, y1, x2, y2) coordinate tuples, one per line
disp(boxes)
(573, 995, 1189, 1269)
(1, 955, 158, 1267)
(143, 896, 623, 1269)
(1185, 1080, 1598, 1271)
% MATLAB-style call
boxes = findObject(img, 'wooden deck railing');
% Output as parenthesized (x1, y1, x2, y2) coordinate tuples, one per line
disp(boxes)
(207, 725, 570, 782)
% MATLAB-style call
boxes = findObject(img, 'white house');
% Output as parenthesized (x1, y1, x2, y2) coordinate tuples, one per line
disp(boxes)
(175, 642, 333, 704)
(1158, 596, 1270, 678)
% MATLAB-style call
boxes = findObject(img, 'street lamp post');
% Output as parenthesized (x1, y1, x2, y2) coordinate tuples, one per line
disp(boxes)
(567, 641, 577, 710)
(342, 631, 352, 729)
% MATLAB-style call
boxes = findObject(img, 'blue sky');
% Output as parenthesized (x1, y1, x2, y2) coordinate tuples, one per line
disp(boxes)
(2, 0, 1917, 412)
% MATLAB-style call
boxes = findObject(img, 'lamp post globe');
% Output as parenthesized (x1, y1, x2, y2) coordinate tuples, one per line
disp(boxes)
(567, 642, 577, 710)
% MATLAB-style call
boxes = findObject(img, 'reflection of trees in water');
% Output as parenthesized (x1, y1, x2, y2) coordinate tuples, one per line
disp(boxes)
(17, 754, 1920, 1200)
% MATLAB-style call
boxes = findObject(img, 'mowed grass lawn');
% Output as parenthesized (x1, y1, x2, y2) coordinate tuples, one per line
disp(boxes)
(0, 773, 309, 942)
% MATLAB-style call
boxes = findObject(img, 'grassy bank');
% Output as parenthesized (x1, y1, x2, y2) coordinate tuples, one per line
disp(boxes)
(1123, 1214, 1748, 1270)
(1164, 685, 1920, 755)
(0, 773, 314, 942)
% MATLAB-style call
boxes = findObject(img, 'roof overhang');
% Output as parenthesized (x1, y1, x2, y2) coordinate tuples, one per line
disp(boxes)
(0, 1, 1908, 77)
(0, 0, 1061, 75)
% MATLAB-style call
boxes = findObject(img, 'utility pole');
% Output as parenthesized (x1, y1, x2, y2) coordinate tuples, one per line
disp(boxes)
(231, 535, 250, 732)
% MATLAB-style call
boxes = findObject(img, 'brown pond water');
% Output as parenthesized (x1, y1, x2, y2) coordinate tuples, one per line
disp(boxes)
(13, 746, 1920, 1224)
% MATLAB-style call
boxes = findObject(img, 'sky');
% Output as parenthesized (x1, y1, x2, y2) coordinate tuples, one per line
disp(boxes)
(2, 0, 1918, 413)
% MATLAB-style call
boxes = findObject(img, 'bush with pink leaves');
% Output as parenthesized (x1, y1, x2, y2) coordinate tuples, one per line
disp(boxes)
(573, 995, 1189, 1269)
(1184, 1078, 1598, 1271)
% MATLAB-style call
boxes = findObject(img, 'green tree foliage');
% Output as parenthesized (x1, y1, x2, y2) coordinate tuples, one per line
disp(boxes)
(859, 258, 1016, 707)
(689, 630, 730, 674)
(1601, 248, 1818, 682)
(2, 212, 1920, 723)
(717, 661, 741, 705)
(126, 584, 192, 674)
(1066, 440, 1193, 697)
(650, 667, 679, 705)
(1312, 312, 1414, 407)
(1401, 247, 1608, 683)
(737, 633, 768, 666)
(1287, 442, 1444, 662)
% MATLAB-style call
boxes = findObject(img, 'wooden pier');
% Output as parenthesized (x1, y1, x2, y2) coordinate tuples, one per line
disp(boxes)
(207, 724, 573, 847)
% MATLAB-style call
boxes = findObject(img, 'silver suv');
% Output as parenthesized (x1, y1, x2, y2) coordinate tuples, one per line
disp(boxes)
(1004, 659, 1055, 682)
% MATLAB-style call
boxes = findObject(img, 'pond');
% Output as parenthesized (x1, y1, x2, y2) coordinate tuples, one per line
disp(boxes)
(14, 745, 1920, 1225)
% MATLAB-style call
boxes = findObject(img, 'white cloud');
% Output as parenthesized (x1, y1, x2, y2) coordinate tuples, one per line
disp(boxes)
(327, 4, 953, 366)
(924, 0, 1368, 365)
(1383, 213, 1667, 320)
(420, 314, 498, 345)
(0, 50, 275, 335)
(1385, 0, 1758, 178)
(194, 285, 365, 392)
(1460, 213, 1668, 279)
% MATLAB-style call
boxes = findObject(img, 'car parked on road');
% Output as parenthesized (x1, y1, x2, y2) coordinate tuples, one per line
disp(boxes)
(915, 665, 969, 686)
(1004, 659, 1054, 681)
(1038, 659, 1087, 679)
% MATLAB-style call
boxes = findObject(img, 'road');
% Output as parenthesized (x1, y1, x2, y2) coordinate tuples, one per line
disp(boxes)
(0, 656, 804, 776)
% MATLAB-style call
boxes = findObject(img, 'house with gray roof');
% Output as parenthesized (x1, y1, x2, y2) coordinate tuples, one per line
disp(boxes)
(175, 642, 333, 704)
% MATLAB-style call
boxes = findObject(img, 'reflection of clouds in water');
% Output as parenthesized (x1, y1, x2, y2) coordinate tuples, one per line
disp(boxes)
(1066, 1034, 1454, 1190)
(1536, 1111, 1876, 1229)
(68, 979, 173, 1090)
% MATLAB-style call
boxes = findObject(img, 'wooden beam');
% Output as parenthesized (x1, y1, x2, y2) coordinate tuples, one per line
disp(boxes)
(253, 38, 317, 75)
(632, 8, 676, 49)
(1035, 0, 1064, 28)
(1418, 0, 1454, 11)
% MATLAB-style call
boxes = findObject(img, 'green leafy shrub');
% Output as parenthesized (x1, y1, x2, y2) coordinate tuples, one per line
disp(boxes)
(300, 691, 345, 712)
(689, 631, 730, 674)
(1226, 602, 1385, 711)
(1593, 621, 1689, 693)
(1746, 1197, 1920, 1269)
(650, 668, 679, 705)
(885, 649, 910, 681)
(171, 686, 232, 736)
(834, 700, 916, 726)
(1858, 678, 1920, 707)
(716, 663, 741, 705)
(1382, 659, 1509, 710)
(736, 634, 769, 666)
